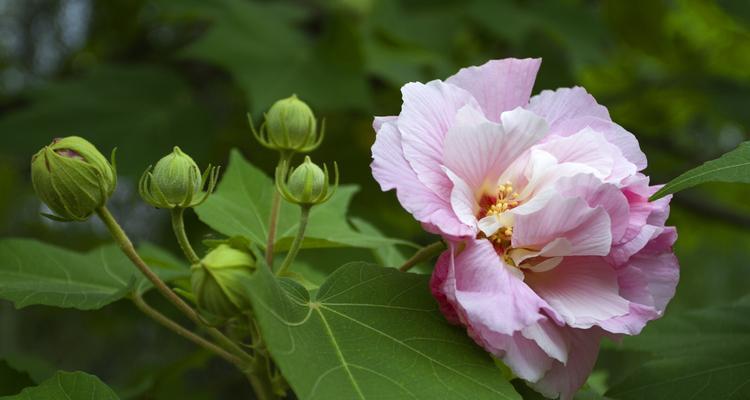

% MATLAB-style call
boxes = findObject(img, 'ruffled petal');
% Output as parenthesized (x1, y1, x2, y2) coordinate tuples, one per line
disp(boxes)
(525, 257, 630, 329)
(446, 58, 541, 122)
(399, 81, 480, 199)
(528, 327, 604, 400)
(371, 121, 471, 236)
(528, 86, 646, 170)
(442, 106, 548, 196)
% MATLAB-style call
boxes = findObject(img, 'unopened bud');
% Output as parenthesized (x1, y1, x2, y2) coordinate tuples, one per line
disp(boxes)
(190, 244, 255, 318)
(250, 95, 324, 155)
(30, 136, 116, 221)
(139, 146, 219, 209)
(276, 156, 338, 207)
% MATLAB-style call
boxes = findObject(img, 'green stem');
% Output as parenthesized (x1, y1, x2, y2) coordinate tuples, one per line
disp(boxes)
(276, 206, 310, 276)
(265, 191, 281, 267)
(265, 152, 293, 267)
(399, 240, 446, 272)
(245, 357, 278, 400)
(95, 207, 255, 366)
(132, 294, 243, 367)
(171, 207, 201, 265)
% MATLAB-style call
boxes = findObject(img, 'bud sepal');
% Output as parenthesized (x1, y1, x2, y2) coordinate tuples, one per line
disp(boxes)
(139, 146, 219, 209)
(275, 156, 338, 207)
(249, 95, 324, 155)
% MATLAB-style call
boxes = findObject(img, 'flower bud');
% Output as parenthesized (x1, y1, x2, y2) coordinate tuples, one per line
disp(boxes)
(276, 156, 338, 207)
(30, 136, 116, 221)
(139, 146, 219, 209)
(250, 95, 324, 154)
(190, 244, 255, 318)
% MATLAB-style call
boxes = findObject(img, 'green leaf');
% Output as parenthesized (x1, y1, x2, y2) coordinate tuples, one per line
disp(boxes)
(0, 371, 119, 400)
(0, 360, 34, 396)
(248, 261, 520, 400)
(0, 239, 189, 310)
(158, 0, 370, 111)
(651, 141, 750, 200)
(195, 150, 417, 253)
(605, 297, 750, 399)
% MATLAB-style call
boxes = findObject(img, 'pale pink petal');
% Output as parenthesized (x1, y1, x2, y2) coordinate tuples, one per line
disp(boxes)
(493, 331, 556, 382)
(371, 121, 471, 237)
(554, 174, 631, 243)
(443, 239, 553, 336)
(529, 327, 604, 400)
(446, 58, 541, 122)
(627, 227, 679, 313)
(373, 115, 397, 131)
(528, 87, 646, 169)
(430, 249, 460, 324)
(399, 81, 480, 199)
(444, 167, 479, 230)
(525, 257, 630, 329)
(534, 127, 637, 184)
(512, 195, 613, 257)
(442, 106, 548, 194)
(521, 318, 569, 364)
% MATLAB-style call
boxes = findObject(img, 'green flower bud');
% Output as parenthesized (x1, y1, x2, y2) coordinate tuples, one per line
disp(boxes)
(250, 95, 324, 155)
(30, 136, 116, 221)
(276, 156, 338, 207)
(190, 244, 255, 318)
(139, 146, 219, 209)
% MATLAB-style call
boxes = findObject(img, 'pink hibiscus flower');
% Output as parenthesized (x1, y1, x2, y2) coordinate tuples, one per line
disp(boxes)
(370, 58, 679, 399)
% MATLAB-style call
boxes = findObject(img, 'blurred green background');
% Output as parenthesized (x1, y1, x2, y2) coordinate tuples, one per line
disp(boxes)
(0, 0, 749, 398)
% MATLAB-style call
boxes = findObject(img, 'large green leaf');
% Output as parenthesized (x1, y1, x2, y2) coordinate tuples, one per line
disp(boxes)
(248, 261, 520, 400)
(194, 150, 417, 253)
(158, 0, 370, 111)
(0, 239, 188, 310)
(0, 371, 119, 400)
(606, 297, 750, 399)
(651, 141, 750, 200)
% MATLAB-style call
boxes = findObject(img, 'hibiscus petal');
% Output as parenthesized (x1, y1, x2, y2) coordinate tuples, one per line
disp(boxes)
(512, 195, 613, 257)
(446, 58, 541, 122)
(399, 81, 480, 199)
(445, 239, 551, 336)
(443, 106, 548, 196)
(371, 121, 471, 237)
(525, 257, 630, 329)
(528, 327, 604, 400)
(528, 87, 646, 170)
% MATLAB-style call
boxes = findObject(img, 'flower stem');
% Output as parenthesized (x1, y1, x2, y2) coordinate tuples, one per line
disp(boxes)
(131, 294, 243, 367)
(399, 240, 446, 272)
(265, 152, 293, 267)
(265, 191, 281, 267)
(245, 356, 278, 400)
(171, 207, 201, 265)
(276, 205, 310, 276)
(95, 206, 255, 365)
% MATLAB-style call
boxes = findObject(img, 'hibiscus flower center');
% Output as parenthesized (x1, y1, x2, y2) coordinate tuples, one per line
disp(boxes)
(477, 181, 520, 249)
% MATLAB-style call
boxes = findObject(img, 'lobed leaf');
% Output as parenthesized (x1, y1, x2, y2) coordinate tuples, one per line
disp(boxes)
(0, 371, 119, 400)
(248, 261, 520, 400)
(606, 297, 750, 399)
(0, 239, 189, 310)
(194, 150, 417, 253)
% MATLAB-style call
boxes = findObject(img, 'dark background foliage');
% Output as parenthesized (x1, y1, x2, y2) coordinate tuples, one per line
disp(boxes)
(0, 0, 748, 398)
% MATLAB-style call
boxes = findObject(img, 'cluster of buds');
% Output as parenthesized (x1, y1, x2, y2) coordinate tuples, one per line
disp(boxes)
(31, 136, 116, 221)
(30, 93, 337, 320)
(249, 95, 324, 157)
(190, 243, 255, 318)
(138, 146, 219, 209)
(276, 156, 338, 208)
